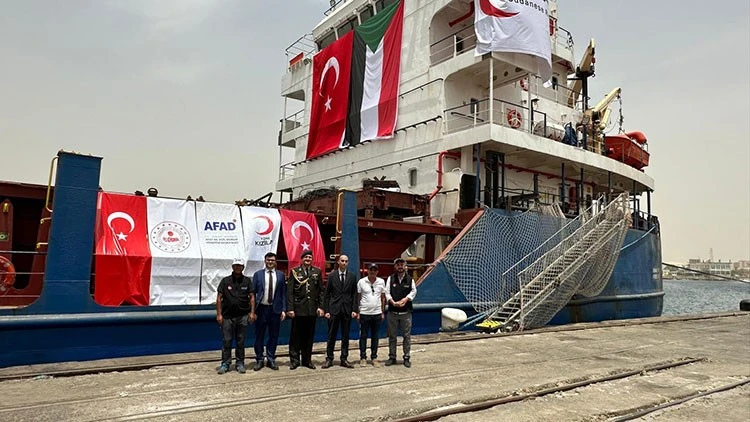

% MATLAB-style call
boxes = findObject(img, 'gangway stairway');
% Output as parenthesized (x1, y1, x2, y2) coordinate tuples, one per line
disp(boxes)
(477, 193, 630, 333)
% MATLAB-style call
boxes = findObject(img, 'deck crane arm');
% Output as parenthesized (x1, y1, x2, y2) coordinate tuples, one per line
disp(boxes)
(587, 87, 621, 132)
(567, 38, 595, 108)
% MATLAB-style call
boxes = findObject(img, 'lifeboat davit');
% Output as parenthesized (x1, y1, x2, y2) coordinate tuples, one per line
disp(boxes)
(604, 131, 650, 170)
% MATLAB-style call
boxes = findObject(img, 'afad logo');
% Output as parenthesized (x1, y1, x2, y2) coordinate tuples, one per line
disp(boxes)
(204, 220, 237, 231)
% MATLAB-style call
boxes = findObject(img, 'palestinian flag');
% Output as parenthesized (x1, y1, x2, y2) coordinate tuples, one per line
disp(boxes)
(306, 0, 403, 160)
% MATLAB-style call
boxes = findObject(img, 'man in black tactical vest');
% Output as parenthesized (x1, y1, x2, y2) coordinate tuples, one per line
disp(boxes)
(384, 257, 417, 368)
(286, 250, 325, 370)
(216, 258, 256, 374)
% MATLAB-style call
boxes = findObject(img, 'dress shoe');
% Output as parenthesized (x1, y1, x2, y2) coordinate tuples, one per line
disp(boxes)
(340, 360, 354, 369)
(303, 362, 316, 369)
(253, 361, 264, 371)
(403, 358, 411, 368)
(321, 360, 334, 369)
(290, 362, 299, 370)
(267, 361, 279, 370)
(384, 358, 397, 366)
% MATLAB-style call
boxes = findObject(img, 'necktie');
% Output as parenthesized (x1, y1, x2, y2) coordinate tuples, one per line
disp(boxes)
(267, 270, 274, 303)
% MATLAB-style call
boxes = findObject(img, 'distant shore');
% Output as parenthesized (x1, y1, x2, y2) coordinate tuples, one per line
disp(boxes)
(665, 277, 749, 282)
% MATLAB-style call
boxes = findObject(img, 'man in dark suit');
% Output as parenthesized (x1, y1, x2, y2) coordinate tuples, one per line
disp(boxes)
(322, 254, 358, 369)
(286, 249, 325, 370)
(251, 252, 286, 371)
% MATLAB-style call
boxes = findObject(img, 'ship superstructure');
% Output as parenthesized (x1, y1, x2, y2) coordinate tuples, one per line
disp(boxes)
(277, 0, 655, 229)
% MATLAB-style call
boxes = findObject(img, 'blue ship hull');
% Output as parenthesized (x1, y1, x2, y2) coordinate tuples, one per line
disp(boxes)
(0, 152, 663, 368)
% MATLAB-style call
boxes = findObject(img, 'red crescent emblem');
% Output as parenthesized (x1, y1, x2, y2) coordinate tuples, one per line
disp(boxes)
(479, 0, 518, 18)
(254, 215, 274, 236)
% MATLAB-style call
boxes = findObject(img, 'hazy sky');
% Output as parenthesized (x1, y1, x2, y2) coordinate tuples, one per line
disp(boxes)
(1, 0, 748, 263)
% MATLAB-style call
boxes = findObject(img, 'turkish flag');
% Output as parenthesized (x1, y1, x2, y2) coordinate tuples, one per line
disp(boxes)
(94, 192, 152, 306)
(306, 31, 354, 160)
(279, 210, 326, 271)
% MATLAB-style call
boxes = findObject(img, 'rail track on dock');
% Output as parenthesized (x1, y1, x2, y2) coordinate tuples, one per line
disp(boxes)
(0, 314, 746, 422)
(0, 355, 708, 421)
(0, 312, 743, 382)
(0, 341, 667, 414)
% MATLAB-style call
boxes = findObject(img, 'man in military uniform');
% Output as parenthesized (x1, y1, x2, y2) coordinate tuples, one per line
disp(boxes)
(286, 249, 324, 369)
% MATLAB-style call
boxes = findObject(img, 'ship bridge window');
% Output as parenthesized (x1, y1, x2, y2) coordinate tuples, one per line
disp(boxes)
(375, 0, 398, 12)
(337, 15, 358, 37)
(360, 5, 374, 23)
(316, 30, 337, 50)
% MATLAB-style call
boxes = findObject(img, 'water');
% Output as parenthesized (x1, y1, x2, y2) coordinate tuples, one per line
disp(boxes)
(662, 279, 750, 316)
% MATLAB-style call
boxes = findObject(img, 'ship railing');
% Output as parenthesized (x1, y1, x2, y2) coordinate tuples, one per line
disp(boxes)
(524, 75, 584, 112)
(285, 33, 316, 72)
(443, 98, 548, 137)
(324, 0, 349, 15)
(555, 26, 575, 51)
(430, 23, 573, 67)
(279, 161, 295, 180)
(430, 25, 478, 66)
(280, 109, 306, 135)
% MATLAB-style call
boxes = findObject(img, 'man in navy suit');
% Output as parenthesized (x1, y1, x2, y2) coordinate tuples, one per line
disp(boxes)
(321, 254, 359, 369)
(251, 252, 286, 371)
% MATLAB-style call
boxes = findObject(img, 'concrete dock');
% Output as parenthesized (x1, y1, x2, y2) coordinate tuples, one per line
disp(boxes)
(0, 313, 748, 421)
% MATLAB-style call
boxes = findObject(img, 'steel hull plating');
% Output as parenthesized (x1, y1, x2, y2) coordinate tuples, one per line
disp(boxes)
(0, 229, 661, 368)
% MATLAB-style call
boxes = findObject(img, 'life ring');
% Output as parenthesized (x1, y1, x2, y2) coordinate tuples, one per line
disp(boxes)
(0, 256, 16, 290)
(520, 78, 529, 91)
(507, 109, 523, 129)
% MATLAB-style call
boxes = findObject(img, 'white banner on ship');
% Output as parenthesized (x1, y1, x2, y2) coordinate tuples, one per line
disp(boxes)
(195, 202, 245, 304)
(474, 0, 552, 81)
(240, 207, 281, 275)
(146, 198, 202, 305)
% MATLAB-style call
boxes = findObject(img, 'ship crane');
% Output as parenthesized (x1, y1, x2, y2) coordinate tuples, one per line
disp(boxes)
(567, 38, 595, 108)
(585, 86, 621, 140)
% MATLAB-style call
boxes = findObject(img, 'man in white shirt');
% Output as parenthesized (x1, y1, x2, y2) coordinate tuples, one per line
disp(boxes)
(356, 263, 386, 367)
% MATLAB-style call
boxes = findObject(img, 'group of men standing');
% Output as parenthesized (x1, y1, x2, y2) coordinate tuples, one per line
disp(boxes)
(215, 249, 417, 374)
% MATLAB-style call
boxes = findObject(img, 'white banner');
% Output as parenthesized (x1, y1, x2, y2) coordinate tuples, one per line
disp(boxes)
(240, 207, 281, 275)
(474, 0, 552, 81)
(146, 198, 202, 305)
(195, 202, 245, 304)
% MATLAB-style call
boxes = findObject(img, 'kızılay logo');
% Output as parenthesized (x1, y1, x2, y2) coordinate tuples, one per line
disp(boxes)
(150, 221, 191, 253)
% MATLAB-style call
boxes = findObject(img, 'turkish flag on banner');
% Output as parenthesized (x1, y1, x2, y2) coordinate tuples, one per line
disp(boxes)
(306, 31, 354, 160)
(279, 210, 326, 271)
(94, 192, 151, 306)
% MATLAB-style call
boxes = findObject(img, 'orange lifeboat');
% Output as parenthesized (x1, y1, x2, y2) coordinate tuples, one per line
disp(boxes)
(604, 131, 650, 170)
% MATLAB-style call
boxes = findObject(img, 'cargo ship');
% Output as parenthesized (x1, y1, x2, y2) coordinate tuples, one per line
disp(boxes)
(0, 0, 660, 367)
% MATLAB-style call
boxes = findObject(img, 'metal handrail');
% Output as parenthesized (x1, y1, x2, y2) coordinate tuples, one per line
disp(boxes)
(514, 193, 629, 284)
(399, 78, 443, 98)
(430, 25, 476, 48)
(501, 194, 608, 281)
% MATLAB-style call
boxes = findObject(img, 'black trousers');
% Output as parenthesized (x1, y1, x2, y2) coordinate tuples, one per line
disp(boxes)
(289, 315, 317, 365)
(221, 315, 248, 366)
(326, 313, 352, 361)
(359, 314, 382, 360)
